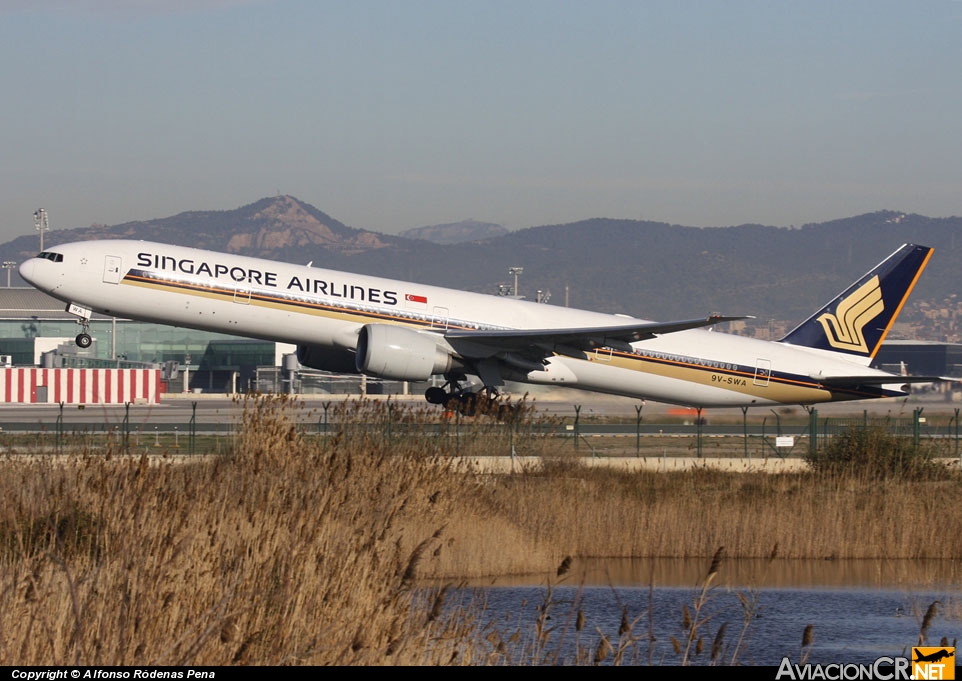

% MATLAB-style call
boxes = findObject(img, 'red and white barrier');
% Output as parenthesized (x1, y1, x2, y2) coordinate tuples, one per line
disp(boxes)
(0, 368, 163, 404)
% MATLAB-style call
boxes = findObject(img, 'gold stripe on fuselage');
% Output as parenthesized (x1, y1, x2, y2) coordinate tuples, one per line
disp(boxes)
(591, 349, 833, 404)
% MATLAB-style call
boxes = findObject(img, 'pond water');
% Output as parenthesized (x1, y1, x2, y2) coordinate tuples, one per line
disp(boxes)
(438, 558, 962, 666)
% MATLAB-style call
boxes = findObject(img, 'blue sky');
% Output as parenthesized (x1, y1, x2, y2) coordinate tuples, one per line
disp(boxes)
(2, 0, 961, 242)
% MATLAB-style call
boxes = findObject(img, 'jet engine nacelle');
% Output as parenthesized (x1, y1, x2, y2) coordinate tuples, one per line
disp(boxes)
(295, 344, 359, 374)
(355, 324, 455, 381)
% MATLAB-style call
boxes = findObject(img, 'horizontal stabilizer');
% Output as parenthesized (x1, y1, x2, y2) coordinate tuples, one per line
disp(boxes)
(811, 374, 949, 388)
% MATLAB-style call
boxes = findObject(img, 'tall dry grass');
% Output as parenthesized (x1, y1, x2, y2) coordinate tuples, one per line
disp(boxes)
(477, 462, 962, 566)
(0, 395, 542, 665)
(0, 396, 959, 665)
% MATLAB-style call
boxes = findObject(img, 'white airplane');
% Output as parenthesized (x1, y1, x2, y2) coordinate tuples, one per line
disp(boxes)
(18, 240, 936, 413)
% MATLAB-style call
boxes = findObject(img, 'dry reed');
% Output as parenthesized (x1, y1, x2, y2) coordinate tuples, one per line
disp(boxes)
(0, 395, 516, 664)
(0, 397, 959, 665)
(476, 464, 962, 567)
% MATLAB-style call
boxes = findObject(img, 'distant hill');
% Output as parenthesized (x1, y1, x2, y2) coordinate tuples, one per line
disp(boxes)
(2, 197, 960, 328)
(2, 195, 401, 269)
(400, 220, 508, 245)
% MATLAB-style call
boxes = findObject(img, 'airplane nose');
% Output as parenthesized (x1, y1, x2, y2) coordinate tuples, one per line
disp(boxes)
(18, 259, 35, 285)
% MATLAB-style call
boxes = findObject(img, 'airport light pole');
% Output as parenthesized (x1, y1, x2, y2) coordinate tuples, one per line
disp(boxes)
(34, 209, 49, 252)
(2, 262, 16, 287)
(508, 267, 523, 299)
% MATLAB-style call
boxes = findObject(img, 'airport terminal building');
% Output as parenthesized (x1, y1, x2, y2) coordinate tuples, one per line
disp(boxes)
(0, 287, 399, 399)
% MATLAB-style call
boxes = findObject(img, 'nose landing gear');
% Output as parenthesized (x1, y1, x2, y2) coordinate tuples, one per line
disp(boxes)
(65, 303, 94, 348)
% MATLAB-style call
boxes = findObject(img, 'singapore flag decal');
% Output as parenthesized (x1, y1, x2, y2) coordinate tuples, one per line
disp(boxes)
(405, 293, 428, 308)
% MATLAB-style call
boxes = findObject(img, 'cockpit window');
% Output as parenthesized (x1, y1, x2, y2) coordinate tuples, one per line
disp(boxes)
(36, 251, 64, 263)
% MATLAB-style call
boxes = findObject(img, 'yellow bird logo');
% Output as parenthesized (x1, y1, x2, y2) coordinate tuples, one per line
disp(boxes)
(816, 276, 884, 353)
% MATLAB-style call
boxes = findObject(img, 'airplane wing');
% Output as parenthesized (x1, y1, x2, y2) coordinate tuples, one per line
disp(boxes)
(445, 314, 749, 357)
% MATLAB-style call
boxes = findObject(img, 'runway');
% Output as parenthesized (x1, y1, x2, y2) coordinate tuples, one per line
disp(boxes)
(0, 389, 956, 433)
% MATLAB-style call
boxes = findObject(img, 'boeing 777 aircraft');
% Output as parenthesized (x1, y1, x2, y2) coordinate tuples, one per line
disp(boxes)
(18, 240, 934, 413)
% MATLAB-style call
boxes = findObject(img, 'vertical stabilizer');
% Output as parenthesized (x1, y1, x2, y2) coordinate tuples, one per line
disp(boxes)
(779, 244, 933, 365)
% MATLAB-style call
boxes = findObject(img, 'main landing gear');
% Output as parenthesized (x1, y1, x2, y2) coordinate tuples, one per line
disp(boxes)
(424, 377, 498, 417)
(424, 376, 517, 419)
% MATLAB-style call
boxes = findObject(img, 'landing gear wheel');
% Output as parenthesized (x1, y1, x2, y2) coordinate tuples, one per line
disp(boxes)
(75, 333, 92, 349)
(425, 387, 448, 405)
(425, 373, 504, 417)
(457, 392, 480, 417)
(455, 391, 500, 417)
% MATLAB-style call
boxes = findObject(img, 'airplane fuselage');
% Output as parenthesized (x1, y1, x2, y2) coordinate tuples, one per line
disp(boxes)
(18, 240, 913, 408)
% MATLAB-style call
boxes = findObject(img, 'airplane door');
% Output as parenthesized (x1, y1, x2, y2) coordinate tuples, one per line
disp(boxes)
(233, 278, 251, 304)
(753, 359, 772, 387)
(103, 255, 122, 284)
(431, 307, 449, 330)
(593, 347, 613, 362)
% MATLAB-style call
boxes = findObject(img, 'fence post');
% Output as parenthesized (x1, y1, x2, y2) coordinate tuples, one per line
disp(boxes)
(808, 408, 818, 461)
(696, 407, 704, 458)
(635, 403, 644, 455)
(320, 401, 331, 441)
(190, 401, 197, 455)
(913, 407, 923, 448)
(387, 402, 393, 443)
(955, 407, 962, 470)
(123, 402, 131, 453)
(57, 401, 64, 454)
(741, 406, 749, 460)
(573, 405, 581, 452)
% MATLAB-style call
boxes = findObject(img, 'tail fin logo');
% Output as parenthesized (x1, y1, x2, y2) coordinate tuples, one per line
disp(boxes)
(816, 275, 884, 354)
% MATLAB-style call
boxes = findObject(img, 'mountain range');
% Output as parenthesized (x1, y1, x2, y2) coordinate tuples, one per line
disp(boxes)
(3, 195, 960, 328)
(399, 219, 508, 244)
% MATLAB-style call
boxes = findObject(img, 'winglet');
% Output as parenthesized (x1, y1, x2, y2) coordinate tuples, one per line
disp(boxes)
(780, 244, 933, 365)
